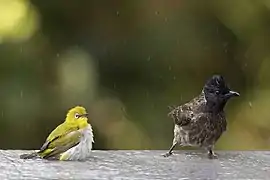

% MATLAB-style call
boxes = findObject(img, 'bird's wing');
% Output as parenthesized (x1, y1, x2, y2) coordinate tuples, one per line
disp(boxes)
(38, 123, 81, 159)
(45, 122, 79, 142)
(168, 93, 206, 126)
(193, 112, 211, 124)
(168, 104, 193, 126)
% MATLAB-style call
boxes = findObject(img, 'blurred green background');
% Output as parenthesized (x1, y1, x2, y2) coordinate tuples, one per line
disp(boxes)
(0, 0, 269, 150)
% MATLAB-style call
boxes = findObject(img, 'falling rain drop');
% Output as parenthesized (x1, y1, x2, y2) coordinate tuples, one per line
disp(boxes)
(165, 17, 168, 22)
(20, 90, 23, 98)
(113, 83, 116, 89)
(121, 107, 128, 118)
(1, 111, 3, 117)
(155, 11, 160, 15)
(173, 76, 176, 80)
(20, 47, 23, 53)
(116, 11, 120, 16)
(248, 101, 252, 108)
(168, 66, 172, 71)
(56, 53, 60, 57)
(147, 56, 151, 61)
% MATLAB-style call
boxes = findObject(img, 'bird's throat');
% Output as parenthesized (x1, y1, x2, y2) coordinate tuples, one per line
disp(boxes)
(205, 100, 226, 113)
(78, 120, 89, 129)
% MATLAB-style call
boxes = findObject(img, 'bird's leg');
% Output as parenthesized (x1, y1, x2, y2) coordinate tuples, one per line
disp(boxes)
(163, 142, 177, 157)
(207, 147, 218, 159)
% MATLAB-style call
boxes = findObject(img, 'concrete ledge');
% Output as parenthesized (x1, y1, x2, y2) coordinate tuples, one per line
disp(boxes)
(0, 150, 270, 179)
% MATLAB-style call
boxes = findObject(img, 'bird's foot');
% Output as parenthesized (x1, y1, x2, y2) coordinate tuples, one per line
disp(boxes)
(208, 152, 218, 159)
(163, 151, 173, 157)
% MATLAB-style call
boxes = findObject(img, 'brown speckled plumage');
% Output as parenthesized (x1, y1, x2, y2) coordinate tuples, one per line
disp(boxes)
(164, 75, 240, 158)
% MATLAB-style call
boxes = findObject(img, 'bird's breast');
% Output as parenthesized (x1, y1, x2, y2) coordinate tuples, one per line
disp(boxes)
(175, 113, 227, 147)
(60, 124, 94, 161)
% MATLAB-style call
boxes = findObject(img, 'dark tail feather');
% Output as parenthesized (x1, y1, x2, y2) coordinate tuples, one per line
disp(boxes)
(20, 152, 38, 159)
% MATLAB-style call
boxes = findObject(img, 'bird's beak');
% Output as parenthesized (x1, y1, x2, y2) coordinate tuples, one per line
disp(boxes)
(81, 113, 88, 118)
(226, 90, 240, 98)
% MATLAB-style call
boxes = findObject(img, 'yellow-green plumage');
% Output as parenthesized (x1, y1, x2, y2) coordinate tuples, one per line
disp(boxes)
(38, 124, 81, 159)
(20, 106, 94, 161)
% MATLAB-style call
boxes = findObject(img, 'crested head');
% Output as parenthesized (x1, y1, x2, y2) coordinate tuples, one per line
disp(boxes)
(203, 75, 240, 111)
(204, 75, 226, 91)
(65, 106, 89, 128)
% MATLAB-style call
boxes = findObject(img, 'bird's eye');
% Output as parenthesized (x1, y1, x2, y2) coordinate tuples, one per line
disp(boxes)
(75, 113, 80, 119)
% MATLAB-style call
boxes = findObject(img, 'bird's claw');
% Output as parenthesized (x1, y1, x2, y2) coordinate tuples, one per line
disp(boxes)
(208, 153, 218, 159)
(162, 152, 173, 157)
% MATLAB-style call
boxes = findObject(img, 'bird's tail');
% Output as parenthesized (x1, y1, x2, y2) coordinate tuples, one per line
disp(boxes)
(167, 105, 176, 118)
(168, 105, 176, 111)
(20, 152, 39, 159)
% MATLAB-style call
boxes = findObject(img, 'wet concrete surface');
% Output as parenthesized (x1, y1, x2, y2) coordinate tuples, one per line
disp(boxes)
(0, 150, 269, 180)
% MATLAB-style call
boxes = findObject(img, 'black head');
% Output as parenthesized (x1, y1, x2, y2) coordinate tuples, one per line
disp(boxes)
(203, 75, 240, 111)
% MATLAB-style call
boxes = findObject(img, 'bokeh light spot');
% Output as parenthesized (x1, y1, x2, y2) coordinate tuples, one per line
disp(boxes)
(0, 0, 39, 42)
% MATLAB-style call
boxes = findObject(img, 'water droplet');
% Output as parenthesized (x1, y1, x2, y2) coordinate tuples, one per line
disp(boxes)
(121, 107, 127, 116)
(173, 76, 176, 80)
(20, 90, 23, 98)
(147, 56, 151, 61)
(113, 83, 116, 89)
(56, 53, 60, 57)
(164, 17, 168, 22)
(20, 47, 23, 53)
(116, 11, 120, 16)
(168, 66, 172, 71)
(248, 101, 252, 108)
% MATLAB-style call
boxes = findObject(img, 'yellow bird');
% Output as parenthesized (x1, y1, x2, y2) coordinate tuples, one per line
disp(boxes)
(20, 106, 94, 161)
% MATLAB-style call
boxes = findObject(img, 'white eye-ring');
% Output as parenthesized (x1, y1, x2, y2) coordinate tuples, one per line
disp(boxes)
(75, 113, 80, 119)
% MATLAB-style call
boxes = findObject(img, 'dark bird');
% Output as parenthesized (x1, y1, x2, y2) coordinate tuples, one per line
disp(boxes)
(163, 75, 240, 158)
